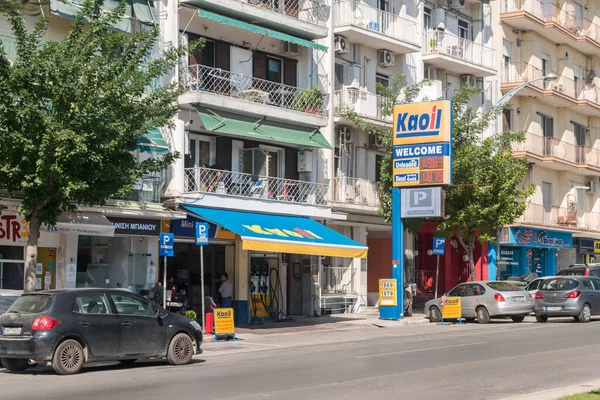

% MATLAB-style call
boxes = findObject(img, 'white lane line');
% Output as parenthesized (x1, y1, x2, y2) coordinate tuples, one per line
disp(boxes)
(355, 341, 486, 359)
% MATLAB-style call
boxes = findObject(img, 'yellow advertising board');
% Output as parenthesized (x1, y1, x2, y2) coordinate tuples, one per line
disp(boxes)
(442, 297, 461, 319)
(379, 279, 397, 307)
(391, 101, 452, 188)
(214, 308, 235, 335)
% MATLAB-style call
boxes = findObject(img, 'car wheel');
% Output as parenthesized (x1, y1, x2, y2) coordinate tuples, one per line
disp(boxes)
(167, 333, 194, 365)
(52, 339, 85, 375)
(536, 315, 548, 323)
(429, 306, 441, 323)
(578, 304, 592, 323)
(511, 316, 525, 323)
(119, 359, 137, 366)
(476, 307, 491, 324)
(2, 358, 29, 372)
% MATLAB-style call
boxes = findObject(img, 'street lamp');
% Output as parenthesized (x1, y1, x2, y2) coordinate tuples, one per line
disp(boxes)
(493, 72, 558, 280)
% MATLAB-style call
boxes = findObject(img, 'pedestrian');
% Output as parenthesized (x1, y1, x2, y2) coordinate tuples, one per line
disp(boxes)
(219, 273, 233, 308)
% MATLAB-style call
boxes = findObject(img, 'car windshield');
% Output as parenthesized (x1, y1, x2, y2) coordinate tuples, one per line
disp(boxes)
(7, 295, 51, 314)
(0, 296, 19, 314)
(540, 278, 579, 291)
(557, 268, 586, 276)
(487, 282, 522, 292)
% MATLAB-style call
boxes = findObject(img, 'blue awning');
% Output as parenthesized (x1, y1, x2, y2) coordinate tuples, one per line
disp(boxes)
(182, 206, 367, 258)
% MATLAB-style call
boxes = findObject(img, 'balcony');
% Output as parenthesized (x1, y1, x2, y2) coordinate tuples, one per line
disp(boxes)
(512, 132, 600, 176)
(422, 30, 496, 77)
(518, 203, 600, 232)
(184, 167, 328, 206)
(332, 177, 380, 211)
(333, 0, 420, 54)
(179, 64, 328, 127)
(501, 0, 600, 56)
(334, 88, 392, 125)
(119, 176, 162, 203)
(180, 0, 329, 39)
(0, 33, 17, 63)
(501, 62, 600, 116)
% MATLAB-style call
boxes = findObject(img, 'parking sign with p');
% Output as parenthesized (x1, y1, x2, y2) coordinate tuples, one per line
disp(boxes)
(159, 233, 174, 257)
(196, 222, 209, 246)
(433, 237, 445, 256)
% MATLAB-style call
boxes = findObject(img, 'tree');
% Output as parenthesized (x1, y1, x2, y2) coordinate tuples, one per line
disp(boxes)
(339, 80, 535, 282)
(0, 0, 199, 292)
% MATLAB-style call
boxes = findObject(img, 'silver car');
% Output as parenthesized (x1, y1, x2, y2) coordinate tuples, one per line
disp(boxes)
(425, 281, 534, 324)
(534, 276, 600, 323)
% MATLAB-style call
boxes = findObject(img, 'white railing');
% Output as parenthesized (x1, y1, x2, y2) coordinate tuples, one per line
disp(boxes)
(184, 167, 328, 205)
(517, 203, 600, 231)
(243, 0, 330, 26)
(333, 0, 419, 46)
(423, 29, 495, 70)
(180, 64, 327, 116)
(333, 177, 380, 207)
(334, 88, 392, 123)
(321, 265, 358, 294)
(0, 33, 17, 62)
(511, 132, 600, 169)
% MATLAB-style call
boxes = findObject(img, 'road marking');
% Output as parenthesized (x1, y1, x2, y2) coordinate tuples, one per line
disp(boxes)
(355, 341, 486, 359)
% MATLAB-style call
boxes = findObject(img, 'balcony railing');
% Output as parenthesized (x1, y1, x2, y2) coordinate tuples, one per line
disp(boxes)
(333, 177, 380, 207)
(334, 88, 391, 123)
(0, 33, 17, 63)
(180, 64, 327, 116)
(117, 176, 162, 203)
(243, 0, 330, 26)
(518, 203, 600, 231)
(512, 132, 600, 169)
(501, 0, 600, 43)
(423, 29, 495, 70)
(184, 167, 328, 205)
(333, 0, 419, 46)
(502, 62, 600, 104)
(321, 265, 358, 295)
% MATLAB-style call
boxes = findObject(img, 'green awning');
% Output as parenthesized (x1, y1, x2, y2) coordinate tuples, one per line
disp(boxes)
(196, 107, 332, 149)
(50, 0, 156, 32)
(197, 10, 327, 52)
(137, 128, 169, 155)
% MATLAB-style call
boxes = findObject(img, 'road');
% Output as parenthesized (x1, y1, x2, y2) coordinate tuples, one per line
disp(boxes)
(2, 318, 600, 400)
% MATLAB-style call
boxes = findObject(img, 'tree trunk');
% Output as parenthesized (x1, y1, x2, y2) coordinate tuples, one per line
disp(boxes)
(24, 217, 41, 293)
(457, 231, 477, 281)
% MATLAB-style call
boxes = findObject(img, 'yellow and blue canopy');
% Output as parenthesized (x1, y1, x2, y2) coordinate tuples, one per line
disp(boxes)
(182, 206, 368, 259)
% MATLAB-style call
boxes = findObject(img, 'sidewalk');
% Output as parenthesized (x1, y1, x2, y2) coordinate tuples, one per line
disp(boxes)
(503, 379, 600, 400)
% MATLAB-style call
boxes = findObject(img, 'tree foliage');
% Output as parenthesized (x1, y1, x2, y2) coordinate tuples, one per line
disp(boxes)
(338, 78, 535, 281)
(0, 0, 198, 291)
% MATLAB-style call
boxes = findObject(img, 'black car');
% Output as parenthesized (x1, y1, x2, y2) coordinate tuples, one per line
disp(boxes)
(557, 264, 600, 277)
(0, 288, 202, 375)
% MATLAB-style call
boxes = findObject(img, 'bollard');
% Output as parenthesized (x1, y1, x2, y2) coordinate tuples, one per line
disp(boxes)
(205, 312, 214, 334)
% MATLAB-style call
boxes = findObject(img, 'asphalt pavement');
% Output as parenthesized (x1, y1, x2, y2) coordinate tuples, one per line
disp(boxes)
(2, 317, 600, 400)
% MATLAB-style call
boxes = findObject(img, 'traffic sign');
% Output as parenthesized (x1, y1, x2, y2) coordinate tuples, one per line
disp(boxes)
(433, 237, 445, 256)
(400, 187, 443, 218)
(195, 222, 209, 246)
(159, 233, 174, 257)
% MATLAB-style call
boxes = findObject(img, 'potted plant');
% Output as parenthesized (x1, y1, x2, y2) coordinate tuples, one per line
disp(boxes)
(293, 86, 325, 115)
(429, 37, 438, 52)
(185, 310, 198, 322)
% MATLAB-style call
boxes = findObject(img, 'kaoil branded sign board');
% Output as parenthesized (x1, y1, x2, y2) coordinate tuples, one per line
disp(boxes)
(392, 101, 452, 187)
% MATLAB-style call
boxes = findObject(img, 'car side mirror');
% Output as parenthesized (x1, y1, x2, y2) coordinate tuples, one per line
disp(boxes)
(153, 307, 163, 318)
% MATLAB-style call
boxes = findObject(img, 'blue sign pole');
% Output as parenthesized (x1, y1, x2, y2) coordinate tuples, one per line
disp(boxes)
(159, 233, 174, 308)
(381, 187, 403, 320)
(195, 222, 209, 333)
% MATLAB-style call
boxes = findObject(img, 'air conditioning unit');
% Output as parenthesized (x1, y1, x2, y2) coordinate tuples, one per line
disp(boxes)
(335, 35, 349, 54)
(448, 0, 465, 9)
(369, 135, 385, 148)
(282, 41, 300, 56)
(424, 68, 440, 80)
(475, 78, 484, 89)
(587, 180, 597, 193)
(378, 50, 395, 67)
(461, 74, 476, 87)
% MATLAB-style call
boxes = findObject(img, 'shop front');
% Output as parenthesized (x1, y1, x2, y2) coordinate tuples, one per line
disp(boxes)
(498, 227, 573, 278)
(181, 206, 368, 325)
(576, 238, 600, 264)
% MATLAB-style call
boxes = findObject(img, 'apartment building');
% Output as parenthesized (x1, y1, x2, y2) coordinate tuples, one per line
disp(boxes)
(498, 0, 600, 277)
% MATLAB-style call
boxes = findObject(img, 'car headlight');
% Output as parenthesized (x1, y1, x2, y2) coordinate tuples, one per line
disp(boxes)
(189, 320, 202, 331)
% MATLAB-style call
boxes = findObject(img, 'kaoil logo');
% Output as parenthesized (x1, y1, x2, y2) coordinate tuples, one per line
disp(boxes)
(395, 104, 443, 139)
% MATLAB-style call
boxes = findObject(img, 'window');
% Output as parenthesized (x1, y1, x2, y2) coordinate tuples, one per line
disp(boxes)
(486, 282, 521, 292)
(376, 74, 389, 94)
(0, 296, 18, 314)
(202, 40, 215, 67)
(375, 155, 383, 182)
(583, 280, 595, 290)
(334, 64, 344, 91)
(502, 109, 512, 133)
(590, 270, 600, 278)
(540, 114, 553, 138)
(573, 122, 586, 146)
(267, 57, 282, 83)
(574, 64, 581, 94)
(110, 294, 154, 316)
(592, 278, 600, 288)
(8, 295, 51, 314)
(185, 137, 212, 169)
(448, 284, 468, 296)
(541, 54, 549, 81)
(540, 278, 579, 291)
(458, 20, 470, 40)
(424, 7, 432, 29)
(526, 279, 541, 291)
(74, 294, 111, 314)
(467, 284, 486, 296)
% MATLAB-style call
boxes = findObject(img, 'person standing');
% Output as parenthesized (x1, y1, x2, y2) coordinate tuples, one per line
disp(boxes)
(219, 273, 233, 308)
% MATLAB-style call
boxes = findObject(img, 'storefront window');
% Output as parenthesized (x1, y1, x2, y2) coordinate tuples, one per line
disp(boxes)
(0, 246, 25, 290)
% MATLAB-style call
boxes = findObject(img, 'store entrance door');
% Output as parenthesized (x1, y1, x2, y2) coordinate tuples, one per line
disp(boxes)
(531, 248, 546, 276)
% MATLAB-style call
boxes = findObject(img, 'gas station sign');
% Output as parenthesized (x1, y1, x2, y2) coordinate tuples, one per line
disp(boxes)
(441, 297, 461, 319)
(379, 279, 397, 307)
(214, 308, 235, 335)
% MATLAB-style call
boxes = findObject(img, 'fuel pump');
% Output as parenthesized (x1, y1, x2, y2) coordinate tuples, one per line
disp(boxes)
(249, 262, 270, 319)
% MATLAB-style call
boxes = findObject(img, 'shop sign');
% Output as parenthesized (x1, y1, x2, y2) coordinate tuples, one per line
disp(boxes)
(171, 215, 235, 240)
(108, 217, 160, 236)
(498, 248, 520, 267)
(441, 297, 461, 319)
(578, 239, 600, 254)
(0, 213, 59, 247)
(508, 227, 572, 249)
(379, 279, 397, 307)
(214, 308, 235, 335)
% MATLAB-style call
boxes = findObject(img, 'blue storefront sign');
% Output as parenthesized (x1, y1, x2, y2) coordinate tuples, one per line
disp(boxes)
(507, 227, 572, 249)
(171, 215, 235, 240)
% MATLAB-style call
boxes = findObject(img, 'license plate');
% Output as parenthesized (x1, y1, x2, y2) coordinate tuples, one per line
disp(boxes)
(512, 296, 525, 302)
(2, 327, 21, 336)
(545, 306, 561, 311)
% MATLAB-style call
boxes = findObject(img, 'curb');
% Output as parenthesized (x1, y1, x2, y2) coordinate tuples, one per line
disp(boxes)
(502, 379, 600, 400)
